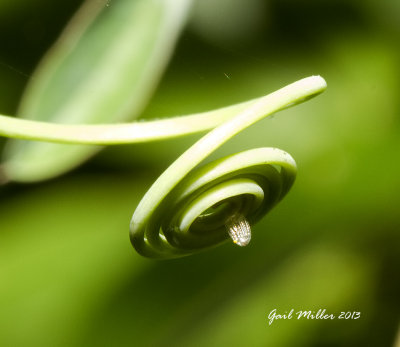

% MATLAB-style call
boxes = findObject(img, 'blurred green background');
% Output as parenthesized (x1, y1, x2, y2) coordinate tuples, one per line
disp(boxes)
(0, 0, 399, 346)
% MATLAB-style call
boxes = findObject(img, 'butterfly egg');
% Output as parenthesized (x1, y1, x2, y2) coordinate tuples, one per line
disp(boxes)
(225, 213, 251, 247)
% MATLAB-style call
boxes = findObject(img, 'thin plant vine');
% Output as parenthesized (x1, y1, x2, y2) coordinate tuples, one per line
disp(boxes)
(0, 76, 327, 258)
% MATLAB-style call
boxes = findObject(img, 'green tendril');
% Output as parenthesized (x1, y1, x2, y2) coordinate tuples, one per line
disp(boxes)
(0, 76, 327, 258)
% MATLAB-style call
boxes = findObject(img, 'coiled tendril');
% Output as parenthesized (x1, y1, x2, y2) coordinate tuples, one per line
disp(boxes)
(0, 76, 327, 259)
(130, 76, 326, 258)
(131, 147, 296, 258)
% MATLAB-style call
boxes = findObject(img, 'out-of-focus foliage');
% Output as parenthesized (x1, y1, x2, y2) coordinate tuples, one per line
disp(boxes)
(2, 0, 191, 182)
(0, 0, 399, 346)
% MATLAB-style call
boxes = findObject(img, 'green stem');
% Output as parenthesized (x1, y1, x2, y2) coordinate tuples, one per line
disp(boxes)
(0, 76, 327, 258)
(129, 76, 326, 258)
(0, 76, 325, 145)
(0, 99, 254, 145)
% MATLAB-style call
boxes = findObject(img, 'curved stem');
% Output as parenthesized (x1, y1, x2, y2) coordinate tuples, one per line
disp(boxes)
(0, 76, 327, 257)
(0, 101, 251, 145)
(131, 76, 326, 225)
(0, 76, 326, 145)
(128, 76, 326, 258)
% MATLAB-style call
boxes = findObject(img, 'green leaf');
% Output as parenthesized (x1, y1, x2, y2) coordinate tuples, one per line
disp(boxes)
(2, 0, 192, 182)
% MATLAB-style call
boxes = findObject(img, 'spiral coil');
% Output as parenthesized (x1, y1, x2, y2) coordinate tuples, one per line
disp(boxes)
(130, 76, 326, 258)
(0, 76, 326, 259)
(130, 148, 296, 258)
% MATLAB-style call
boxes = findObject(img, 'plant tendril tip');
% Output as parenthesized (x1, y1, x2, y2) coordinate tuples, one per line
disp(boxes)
(0, 76, 326, 258)
(129, 76, 327, 258)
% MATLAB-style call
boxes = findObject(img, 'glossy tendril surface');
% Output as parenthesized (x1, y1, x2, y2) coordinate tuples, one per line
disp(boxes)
(130, 76, 326, 258)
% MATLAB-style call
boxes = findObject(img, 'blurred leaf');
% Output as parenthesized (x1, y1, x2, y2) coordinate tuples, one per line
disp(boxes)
(2, 0, 192, 182)
(1, 1, 400, 346)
